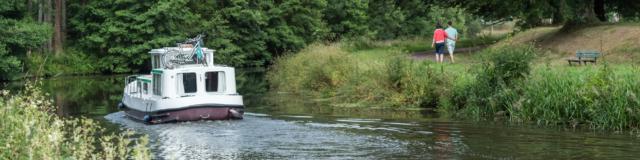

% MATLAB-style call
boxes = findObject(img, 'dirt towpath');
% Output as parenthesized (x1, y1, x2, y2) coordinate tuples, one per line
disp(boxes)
(410, 45, 489, 61)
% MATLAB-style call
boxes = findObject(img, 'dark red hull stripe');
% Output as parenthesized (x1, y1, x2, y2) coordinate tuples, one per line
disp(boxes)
(122, 105, 244, 124)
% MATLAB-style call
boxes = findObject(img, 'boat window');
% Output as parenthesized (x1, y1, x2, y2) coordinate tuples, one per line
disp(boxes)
(143, 83, 148, 94)
(152, 55, 161, 69)
(205, 72, 225, 92)
(135, 81, 141, 94)
(182, 73, 197, 93)
(153, 74, 162, 96)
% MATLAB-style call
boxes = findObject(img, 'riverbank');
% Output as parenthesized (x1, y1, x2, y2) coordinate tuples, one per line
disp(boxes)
(267, 25, 640, 131)
(0, 83, 151, 159)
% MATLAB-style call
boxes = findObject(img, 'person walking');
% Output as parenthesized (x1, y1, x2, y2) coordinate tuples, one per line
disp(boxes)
(432, 23, 448, 63)
(445, 21, 458, 63)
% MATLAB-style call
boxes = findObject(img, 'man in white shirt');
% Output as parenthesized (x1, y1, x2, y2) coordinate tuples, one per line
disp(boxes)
(445, 21, 458, 63)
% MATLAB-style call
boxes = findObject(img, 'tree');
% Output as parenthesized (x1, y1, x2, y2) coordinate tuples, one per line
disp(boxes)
(323, 0, 369, 40)
(609, 0, 640, 20)
(0, 0, 52, 80)
(68, 0, 199, 73)
(264, 0, 327, 57)
(367, 0, 405, 39)
(53, 0, 64, 55)
(189, 0, 328, 66)
(452, 0, 640, 28)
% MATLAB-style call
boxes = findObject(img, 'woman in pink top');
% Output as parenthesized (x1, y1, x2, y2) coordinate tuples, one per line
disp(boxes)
(431, 23, 448, 63)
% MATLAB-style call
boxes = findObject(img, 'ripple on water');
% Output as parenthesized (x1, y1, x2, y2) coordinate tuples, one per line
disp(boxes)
(335, 118, 381, 123)
(304, 122, 408, 133)
(282, 115, 313, 119)
(243, 112, 270, 117)
(104, 111, 416, 159)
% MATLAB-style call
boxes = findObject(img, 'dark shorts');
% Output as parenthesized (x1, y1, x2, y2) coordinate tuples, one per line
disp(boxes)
(435, 42, 446, 55)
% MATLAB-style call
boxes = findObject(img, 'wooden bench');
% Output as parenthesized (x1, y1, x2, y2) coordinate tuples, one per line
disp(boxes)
(567, 50, 600, 66)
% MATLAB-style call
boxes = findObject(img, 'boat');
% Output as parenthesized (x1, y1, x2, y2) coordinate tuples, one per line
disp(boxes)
(119, 35, 244, 124)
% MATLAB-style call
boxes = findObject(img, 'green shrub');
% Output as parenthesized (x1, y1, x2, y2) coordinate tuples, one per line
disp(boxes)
(0, 83, 151, 159)
(0, 44, 21, 80)
(451, 45, 535, 118)
(268, 43, 451, 108)
(25, 49, 99, 77)
(268, 44, 356, 93)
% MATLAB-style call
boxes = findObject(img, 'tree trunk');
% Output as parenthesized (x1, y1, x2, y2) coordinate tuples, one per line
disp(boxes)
(594, 0, 606, 22)
(27, 0, 33, 18)
(551, 0, 566, 25)
(38, 0, 42, 22)
(62, 0, 66, 45)
(53, 0, 63, 55)
(572, 0, 600, 25)
(47, 0, 52, 53)
(585, 1, 599, 22)
(39, 0, 54, 53)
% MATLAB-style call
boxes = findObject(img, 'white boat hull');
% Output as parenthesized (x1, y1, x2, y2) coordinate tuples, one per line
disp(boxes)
(121, 92, 244, 123)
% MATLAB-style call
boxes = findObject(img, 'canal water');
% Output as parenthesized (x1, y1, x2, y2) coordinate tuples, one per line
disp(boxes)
(4, 69, 640, 159)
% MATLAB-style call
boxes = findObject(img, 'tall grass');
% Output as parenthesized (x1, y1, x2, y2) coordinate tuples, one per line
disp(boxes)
(268, 44, 356, 94)
(0, 83, 151, 159)
(448, 44, 640, 131)
(268, 43, 452, 108)
(449, 45, 536, 119)
(512, 65, 640, 130)
(269, 41, 640, 131)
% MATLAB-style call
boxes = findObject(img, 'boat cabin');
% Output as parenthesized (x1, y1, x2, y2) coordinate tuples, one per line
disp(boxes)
(121, 35, 244, 123)
(124, 47, 238, 100)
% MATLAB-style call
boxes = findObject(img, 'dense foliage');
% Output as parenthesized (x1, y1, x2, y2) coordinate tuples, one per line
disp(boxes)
(65, 0, 481, 70)
(2, 0, 487, 79)
(0, 1, 51, 80)
(452, 0, 640, 28)
(0, 84, 151, 159)
(450, 45, 536, 118)
(2, 0, 639, 79)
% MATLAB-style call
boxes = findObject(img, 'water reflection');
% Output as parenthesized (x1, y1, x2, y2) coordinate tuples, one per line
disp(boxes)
(2, 75, 124, 118)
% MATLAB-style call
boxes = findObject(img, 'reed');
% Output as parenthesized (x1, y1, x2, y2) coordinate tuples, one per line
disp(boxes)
(512, 65, 640, 130)
(0, 83, 151, 160)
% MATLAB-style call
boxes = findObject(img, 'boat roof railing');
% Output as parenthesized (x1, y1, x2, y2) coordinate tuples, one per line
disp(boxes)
(149, 35, 215, 69)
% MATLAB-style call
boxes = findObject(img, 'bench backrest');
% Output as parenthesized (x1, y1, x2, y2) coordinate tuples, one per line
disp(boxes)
(576, 50, 600, 59)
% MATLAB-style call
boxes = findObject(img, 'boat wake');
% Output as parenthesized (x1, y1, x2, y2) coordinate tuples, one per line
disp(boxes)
(105, 111, 412, 159)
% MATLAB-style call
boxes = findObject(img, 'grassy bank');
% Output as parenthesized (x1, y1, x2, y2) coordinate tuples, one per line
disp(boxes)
(267, 43, 452, 108)
(0, 83, 151, 159)
(267, 39, 640, 131)
(447, 46, 640, 131)
(514, 65, 640, 130)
